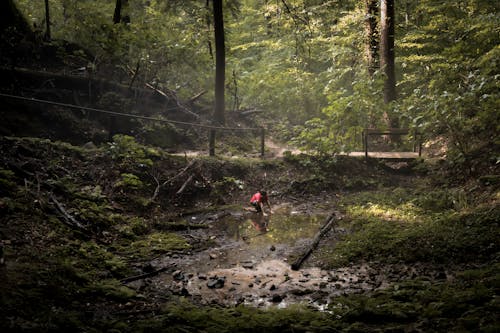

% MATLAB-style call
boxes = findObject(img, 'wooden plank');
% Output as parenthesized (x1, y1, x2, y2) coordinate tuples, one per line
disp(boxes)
(345, 151, 420, 159)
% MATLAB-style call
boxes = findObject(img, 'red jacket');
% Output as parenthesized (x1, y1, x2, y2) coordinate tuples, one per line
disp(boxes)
(250, 192, 267, 204)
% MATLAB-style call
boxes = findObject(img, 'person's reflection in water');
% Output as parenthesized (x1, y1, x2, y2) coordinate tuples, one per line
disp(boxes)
(249, 212, 268, 234)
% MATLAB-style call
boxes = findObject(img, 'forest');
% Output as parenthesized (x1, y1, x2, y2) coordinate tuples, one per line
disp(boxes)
(0, 0, 498, 332)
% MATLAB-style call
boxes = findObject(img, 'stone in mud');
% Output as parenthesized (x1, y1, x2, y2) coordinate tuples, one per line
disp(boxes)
(290, 288, 313, 296)
(142, 263, 156, 273)
(271, 294, 283, 303)
(207, 276, 226, 289)
(172, 270, 184, 281)
(329, 275, 339, 282)
(241, 261, 255, 269)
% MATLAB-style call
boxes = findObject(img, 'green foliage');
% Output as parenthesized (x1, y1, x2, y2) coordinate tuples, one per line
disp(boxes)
(0, 169, 17, 194)
(115, 173, 144, 190)
(12, 0, 498, 170)
(107, 134, 158, 167)
(119, 232, 190, 259)
(322, 192, 499, 267)
(329, 264, 499, 332)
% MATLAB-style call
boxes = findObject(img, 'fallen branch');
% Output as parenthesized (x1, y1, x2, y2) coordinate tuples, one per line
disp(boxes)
(145, 82, 200, 119)
(176, 174, 194, 195)
(50, 194, 88, 232)
(188, 90, 207, 103)
(150, 160, 196, 201)
(120, 266, 169, 284)
(291, 211, 340, 271)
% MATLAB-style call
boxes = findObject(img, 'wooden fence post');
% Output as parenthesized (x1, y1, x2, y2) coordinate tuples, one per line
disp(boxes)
(260, 128, 265, 157)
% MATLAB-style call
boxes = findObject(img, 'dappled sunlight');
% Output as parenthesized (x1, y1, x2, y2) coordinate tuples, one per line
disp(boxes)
(346, 201, 425, 223)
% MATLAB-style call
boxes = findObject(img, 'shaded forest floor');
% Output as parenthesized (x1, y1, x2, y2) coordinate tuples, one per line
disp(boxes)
(0, 135, 498, 332)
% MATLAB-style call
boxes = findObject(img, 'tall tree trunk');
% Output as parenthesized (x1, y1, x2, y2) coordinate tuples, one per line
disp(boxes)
(44, 0, 51, 41)
(209, 0, 226, 156)
(364, 0, 378, 77)
(380, 0, 398, 128)
(113, 0, 129, 24)
(113, 0, 122, 24)
(0, 0, 30, 35)
(206, 0, 214, 59)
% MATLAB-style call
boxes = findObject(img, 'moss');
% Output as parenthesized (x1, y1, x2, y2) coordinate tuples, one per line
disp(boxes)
(89, 279, 136, 301)
(0, 169, 17, 192)
(133, 302, 336, 333)
(115, 173, 145, 190)
(122, 232, 190, 258)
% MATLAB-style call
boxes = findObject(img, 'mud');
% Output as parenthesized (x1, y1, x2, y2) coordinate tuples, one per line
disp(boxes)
(129, 205, 451, 310)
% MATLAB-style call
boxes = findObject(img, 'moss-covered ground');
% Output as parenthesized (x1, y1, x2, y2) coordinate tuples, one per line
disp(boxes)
(0, 136, 498, 332)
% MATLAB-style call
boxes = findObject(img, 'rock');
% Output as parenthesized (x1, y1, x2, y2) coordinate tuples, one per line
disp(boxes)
(82, 142, 97, 150)
(242, 261, 255, 269)
(269, 284, 277, 291)
(142, 263, 156, 273)
(198, 274, 207, 280)
(290, 288, 313, 296)
(270, 245, 276, 251)
(172, 270, 184, 281)
(271, 294, 283, 303)
(209, 253, 218, 260)
(207, 276, 226, 289)
(329, 275, 339, 282)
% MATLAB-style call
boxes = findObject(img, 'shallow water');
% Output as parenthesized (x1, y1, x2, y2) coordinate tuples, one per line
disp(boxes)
(215, 207, 327, 247)
(149, 207, 389, 309)
(144, 207, 449, 310)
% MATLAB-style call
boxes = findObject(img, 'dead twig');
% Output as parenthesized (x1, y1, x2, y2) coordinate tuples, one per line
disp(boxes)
(176, 174, 194, 195)
(150, 160, 196, 202)
(50, 194, 88, 232)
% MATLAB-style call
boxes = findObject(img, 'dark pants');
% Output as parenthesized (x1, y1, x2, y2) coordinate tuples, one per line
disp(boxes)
(250, 201, 262, 212)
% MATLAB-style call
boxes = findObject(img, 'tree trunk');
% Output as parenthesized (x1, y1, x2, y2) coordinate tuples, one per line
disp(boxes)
(0, 0, 31, 35)
(44, 0, 51, 40)
(209, 0, 226, 156)
(113, 0, 129, 24)
(113, 0, 122, 24)
(364, 0, 379, 77)
(213, 0, 225, 125)
(205, 0, 213, 59)
(380, 0, 398, 128)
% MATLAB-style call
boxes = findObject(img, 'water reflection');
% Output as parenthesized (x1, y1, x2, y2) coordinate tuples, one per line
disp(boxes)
(248, 213, 268, 233)
(218, 208, 325, 246)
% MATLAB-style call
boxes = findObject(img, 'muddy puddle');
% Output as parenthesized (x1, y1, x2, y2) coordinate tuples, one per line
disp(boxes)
(136, 206, 439, 310)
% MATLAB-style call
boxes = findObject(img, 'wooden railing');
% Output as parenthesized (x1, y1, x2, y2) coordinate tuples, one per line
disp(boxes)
(362, 128, 422, 159)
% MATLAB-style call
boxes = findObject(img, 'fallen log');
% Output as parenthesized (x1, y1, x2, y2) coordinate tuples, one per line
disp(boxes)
(291, 211, 340, 271)
(120, 266, 169, 284)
